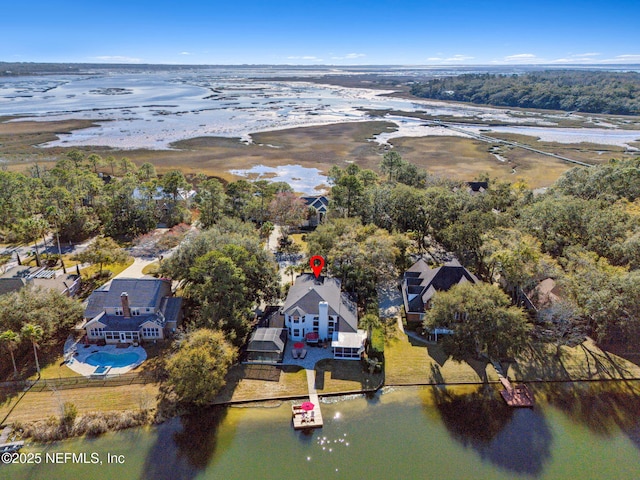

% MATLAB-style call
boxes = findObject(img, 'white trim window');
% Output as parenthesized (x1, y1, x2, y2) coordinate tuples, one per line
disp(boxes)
(142, 327, 160, 338)
(89, 327, 105, 338)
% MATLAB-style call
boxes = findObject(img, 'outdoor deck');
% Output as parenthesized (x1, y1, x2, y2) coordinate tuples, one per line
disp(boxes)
(292, 369, 324, 430)
(292, 396, 324, 430)
(499, 377, 534, 407)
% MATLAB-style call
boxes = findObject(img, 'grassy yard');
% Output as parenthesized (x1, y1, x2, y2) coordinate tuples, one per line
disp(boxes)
(385, 323, 500, 385)
(141, 261, 161, 276)
(0, 384, 159, 424)
(28, 355, 80, 381)
(385, 320, 640, 385)
(80, 257, 134, 279)
(314, 359, 383, 393)
(290, 233, 308, 252)
(214, 364, 309, 403)
(508, 337, 640, 382)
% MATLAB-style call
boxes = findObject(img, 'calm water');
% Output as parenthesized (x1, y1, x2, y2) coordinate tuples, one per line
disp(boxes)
(4, 385, 640, 480)
(84, 352, 141, 368)
(2, 70, 639, 152)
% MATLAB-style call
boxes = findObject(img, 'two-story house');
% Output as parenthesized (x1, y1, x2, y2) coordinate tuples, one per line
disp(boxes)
(281, 274, 365, 360)
(402, 258, 478, 326)
(83, 278, 182, 344)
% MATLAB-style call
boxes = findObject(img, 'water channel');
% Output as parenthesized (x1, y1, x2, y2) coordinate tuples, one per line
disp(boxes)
(5, 384, 640, 479)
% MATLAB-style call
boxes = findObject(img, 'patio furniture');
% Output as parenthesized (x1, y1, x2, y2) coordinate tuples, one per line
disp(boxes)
(299, 349, 307, 359)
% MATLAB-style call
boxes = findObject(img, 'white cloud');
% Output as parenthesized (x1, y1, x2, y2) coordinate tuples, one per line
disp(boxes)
(180, 51, 192, 56)
(572, 52, 600, 58)
(503, 53, 538, 62)
(602, 54, 640, 62)
(426, 54, 474, 63)
(287, 55, 323, 62)
(92, 55, 142, 63)
(550, 52, 602, 63)
(331, 53, 366, 60)
(445, 54, 474, 62)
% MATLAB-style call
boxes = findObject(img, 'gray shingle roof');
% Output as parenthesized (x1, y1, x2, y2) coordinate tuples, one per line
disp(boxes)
(282, 274, 357, 331)
(0, 266, 79, 297)
(402, 259, 478, 314)
(160, 297, 183, 323)
(85, 291, 110, 319)
(100, 314, 162, 331)
(84, 278, 172, 319)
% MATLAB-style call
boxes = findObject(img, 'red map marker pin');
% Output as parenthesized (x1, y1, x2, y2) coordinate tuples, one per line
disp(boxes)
(309, 255, 325, 278)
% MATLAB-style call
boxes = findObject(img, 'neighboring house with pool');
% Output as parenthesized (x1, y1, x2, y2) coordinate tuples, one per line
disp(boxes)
(83, 278, 183, 344)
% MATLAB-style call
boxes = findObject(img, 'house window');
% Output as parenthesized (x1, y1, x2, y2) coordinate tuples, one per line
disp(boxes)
(131, 309, 140, 316)
(146, 308, 151, 312)
(293, 329, 300, 337)
(142, 327, 159, 338)
(105, 332, 118, 340)
(293, 316, 300, 324)
(89, 328, 105, 338)
(114, 308, 123, 316)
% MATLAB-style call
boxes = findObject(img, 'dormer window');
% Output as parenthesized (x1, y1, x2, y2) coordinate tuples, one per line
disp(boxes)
(114, 307, 123, 316)
(131, 309, 140, 316)
(293, 315, 300, 324)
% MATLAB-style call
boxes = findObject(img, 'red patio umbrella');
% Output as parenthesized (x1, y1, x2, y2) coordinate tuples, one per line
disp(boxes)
(293, 342, 305, 349)
(301, 401, 315, 411)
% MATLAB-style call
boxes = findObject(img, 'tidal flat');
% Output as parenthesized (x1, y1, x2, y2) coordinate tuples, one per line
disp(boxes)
(1, 68, 639, 189)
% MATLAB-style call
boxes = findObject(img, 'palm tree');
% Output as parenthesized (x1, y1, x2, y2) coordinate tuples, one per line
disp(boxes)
(0, 330, 20, 377)
(21, 324, 43, 376)
(284, 264, 297, 284)
(359, 313, 381, 352)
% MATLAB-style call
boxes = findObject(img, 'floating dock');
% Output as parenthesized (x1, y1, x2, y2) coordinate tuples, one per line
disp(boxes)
(499, 377, 534, 407)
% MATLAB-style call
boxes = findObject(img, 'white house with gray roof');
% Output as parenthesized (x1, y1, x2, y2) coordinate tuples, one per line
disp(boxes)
(281, 274, 366, 360)
(83, 278, 182, 344)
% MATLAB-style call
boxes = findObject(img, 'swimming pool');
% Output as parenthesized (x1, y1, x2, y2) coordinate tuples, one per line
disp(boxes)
(85, 352, 141, 368)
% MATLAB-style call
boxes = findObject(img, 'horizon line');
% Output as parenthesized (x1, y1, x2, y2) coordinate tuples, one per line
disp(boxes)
(2, 61, 640, 68)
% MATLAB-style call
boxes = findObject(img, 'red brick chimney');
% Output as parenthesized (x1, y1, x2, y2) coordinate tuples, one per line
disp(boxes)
(121, 292, 131, 318)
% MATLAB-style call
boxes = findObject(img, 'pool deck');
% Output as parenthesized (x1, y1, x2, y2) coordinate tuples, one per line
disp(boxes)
(65, 344, 147, 377)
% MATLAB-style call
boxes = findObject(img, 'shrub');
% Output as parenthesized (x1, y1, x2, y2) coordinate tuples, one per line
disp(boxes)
(60, 402, 78, 431)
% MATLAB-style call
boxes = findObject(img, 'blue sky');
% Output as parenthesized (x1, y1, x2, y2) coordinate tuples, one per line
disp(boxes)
(2, 0, 639, 65)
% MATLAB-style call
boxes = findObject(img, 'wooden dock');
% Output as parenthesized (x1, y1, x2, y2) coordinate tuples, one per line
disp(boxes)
(291, 402, 323, 430)
(292, 370, 324, 430)
(499, 377, 534, 408)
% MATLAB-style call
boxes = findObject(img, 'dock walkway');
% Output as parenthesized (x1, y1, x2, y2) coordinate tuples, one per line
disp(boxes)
(492, 361, 534, 408)
(292, 369, 323, 430)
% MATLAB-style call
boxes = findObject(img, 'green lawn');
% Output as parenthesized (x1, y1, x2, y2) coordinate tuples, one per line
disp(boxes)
(80, 257, 134, 279)
(315, 359, 383, 393)
(384, 321, 640, 385)
(141, 261, 160, 276)
(385, 323, 500, 385)
(214, 364, 309, 403)
(0, 384, 159, 424)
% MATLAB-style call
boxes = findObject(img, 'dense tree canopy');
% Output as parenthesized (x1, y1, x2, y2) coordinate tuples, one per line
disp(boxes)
(424, 282, 531, 361)
(410, 71, 640, 115)
(166, 328, 237, 406)
(162, 218, 279, 345)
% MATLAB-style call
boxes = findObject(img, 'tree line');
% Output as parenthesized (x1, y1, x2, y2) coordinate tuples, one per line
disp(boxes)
(322, 151, 640, 355)
(410, 70, 640, 115)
